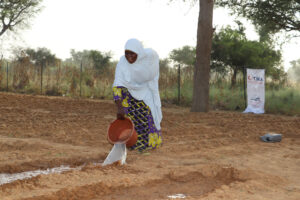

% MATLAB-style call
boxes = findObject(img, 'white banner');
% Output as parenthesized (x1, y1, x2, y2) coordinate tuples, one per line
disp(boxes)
(243, 68, 265, 114)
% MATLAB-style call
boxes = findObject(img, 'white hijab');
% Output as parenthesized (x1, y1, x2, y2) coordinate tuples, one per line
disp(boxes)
(113, 39, 162, 129)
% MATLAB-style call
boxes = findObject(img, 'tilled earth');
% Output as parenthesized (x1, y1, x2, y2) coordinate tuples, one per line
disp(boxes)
(0, 92, 299, 200)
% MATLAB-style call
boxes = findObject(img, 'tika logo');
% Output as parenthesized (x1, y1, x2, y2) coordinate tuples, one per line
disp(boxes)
(250, 97, 261, 102)
(248, 76, 263, 81)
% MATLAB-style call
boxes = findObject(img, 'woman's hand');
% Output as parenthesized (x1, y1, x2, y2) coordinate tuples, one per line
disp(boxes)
(117, 107, 125, 120)
(115, 100, 125, 120)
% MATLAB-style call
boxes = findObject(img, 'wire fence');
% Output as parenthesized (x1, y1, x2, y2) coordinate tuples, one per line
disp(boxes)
(0, 61, 116, 98)
(0, 60, 246, 105)
(1, 60, 298, 115)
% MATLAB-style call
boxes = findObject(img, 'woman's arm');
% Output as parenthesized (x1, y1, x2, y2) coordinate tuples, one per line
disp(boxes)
(113, 87, 126, 120)
(115, 99, 125, 120)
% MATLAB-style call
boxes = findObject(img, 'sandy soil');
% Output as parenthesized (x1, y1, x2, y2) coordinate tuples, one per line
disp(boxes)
(0, 92, 299, 200)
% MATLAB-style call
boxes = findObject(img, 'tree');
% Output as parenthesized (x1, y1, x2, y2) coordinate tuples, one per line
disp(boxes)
(169, 0, 213, 112)
(288, 58, 300, 83)
(0, 0, 43, 37)
(69, 49, 91, 66)
(169, 46, 196, 80)
(159, 58, 173, 92)
(212, 26, 282, 86)
(215, 0, 300, 34)
(68, 49, 112, 72)
(169, 0, 214, 112)
(89, 50, 111, 72)
(159, 58, 172, 74)
(25, 47, 57, 67)
(169, 45, 196, 68)
(191, 0, 214, 112)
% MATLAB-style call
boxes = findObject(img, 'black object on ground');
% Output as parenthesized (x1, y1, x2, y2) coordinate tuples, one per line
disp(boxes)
(260, 133, 282, 143)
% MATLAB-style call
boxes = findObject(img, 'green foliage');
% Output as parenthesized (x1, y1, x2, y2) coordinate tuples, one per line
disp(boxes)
(88, 50, 111, 72)
(159, 78, 300, 115)
(212, 25, 283, 85)
(215, 0, 300, 34)
(209, 82, 245, 111)
(68, 49, 112, 72)
(68, 49, 90, 65)
(288, 58, 300, 83)
(167, 25, 284, 87)
(0, 0, 43, 37)
(25, 47, 58, 66)
(159, 58, 173, 76)
(265, 88, 300, 115)
(1, 57, 299, 115)
(169, 46, 195, 67)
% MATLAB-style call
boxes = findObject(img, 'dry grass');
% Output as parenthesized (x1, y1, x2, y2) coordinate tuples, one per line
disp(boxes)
(0, 61, 299, 115)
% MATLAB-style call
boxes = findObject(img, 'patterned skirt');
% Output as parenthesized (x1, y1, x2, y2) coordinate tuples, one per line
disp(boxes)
(113, 86, 162, 151)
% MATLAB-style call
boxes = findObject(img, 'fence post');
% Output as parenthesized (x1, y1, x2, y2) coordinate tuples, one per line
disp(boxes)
(6, 62, 8, 91)
(178, 64, 181, 104)
(80, 61, 82, 97)
(41, 60, 44, 94)
(243, 67, 247, 109)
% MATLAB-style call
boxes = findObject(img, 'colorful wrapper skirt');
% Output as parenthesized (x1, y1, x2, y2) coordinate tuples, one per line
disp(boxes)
(113, 86, 162, 151)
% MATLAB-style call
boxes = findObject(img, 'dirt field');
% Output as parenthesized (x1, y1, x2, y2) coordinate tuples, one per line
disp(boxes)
(0, 92, 299, 200)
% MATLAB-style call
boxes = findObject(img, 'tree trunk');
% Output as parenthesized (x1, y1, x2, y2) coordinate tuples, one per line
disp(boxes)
(191, 0, 214, 112)
(231, 68, 237, 87)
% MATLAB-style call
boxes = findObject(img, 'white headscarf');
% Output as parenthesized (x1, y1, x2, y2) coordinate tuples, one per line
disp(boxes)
(113, 39, 162, 129)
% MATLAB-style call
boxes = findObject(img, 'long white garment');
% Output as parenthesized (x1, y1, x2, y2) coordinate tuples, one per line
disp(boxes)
(113, 39, 162, 130)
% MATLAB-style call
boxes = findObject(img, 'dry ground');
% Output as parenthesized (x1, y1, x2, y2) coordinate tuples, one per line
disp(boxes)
(0, 92, 299, 200)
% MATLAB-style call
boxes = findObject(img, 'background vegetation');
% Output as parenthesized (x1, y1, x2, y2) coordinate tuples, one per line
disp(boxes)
(0, 25, 299, 116)
(1, 0, 299, 115)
